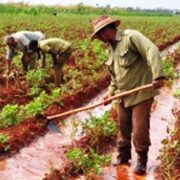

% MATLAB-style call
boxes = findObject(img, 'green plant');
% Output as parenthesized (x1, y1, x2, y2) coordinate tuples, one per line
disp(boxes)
(91, 40, 107, 70)
(24, 97, 44, 118)
(0, 88, 62, 127)
(0, 134, 10, 151)
(80, 111, 117, 146)
(158, 127, 180, 179)
(12, 54, 22, 69)
(162, 55, 174, 79)
(0, 104, 21, 128)
(173, 88, 180, 98)
(26, 69, 49, 87)
(66, 148, 111, 175)
(28, 86, 42, 96)
(24, 89, 61, 118)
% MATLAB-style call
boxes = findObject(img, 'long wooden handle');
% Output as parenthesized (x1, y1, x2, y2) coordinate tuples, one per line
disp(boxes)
(47, 84, 153, 120)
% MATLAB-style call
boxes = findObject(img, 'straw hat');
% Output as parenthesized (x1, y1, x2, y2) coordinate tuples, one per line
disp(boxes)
(91, 15, 120, 39)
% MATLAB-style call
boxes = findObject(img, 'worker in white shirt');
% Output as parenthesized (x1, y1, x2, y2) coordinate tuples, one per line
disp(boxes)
(4, 31, 45, 73)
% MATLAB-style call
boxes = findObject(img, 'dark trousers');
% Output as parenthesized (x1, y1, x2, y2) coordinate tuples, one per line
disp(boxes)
(53, 47, 72, 86)
(21, 52, 37, 72)
(117, 98, 153, 158)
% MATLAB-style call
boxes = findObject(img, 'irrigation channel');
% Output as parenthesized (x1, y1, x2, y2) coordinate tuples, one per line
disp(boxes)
(0, 42, 179, 180)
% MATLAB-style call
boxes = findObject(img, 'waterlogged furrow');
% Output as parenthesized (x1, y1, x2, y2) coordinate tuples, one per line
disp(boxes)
(0, 91, 111, 180)
(0, 123, 72, 179)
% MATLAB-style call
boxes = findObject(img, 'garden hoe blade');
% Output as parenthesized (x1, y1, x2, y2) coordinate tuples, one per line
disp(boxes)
(47, 121, 61, 133)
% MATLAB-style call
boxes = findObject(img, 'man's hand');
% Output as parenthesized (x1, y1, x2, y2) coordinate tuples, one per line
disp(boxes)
(152, 78, 164, 89)
(103, 93, 112, 106)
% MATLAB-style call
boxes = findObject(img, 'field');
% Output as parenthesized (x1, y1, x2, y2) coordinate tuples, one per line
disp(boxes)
(0, 6, 179, 179)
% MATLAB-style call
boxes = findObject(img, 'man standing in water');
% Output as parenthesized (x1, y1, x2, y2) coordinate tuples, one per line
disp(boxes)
(91, 15, 164, 175)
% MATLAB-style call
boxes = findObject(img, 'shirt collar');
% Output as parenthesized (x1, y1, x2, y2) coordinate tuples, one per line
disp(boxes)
(115, 30, 123, 41)
(108, 30, 122, 50)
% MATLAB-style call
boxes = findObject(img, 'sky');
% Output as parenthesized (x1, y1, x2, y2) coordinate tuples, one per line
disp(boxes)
(0, 0, 180, 10)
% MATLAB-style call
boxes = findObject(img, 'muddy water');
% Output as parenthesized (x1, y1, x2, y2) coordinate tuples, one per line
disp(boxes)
(0, 92, 112, 180)
(99, 87, 178, 180)
(0, 43, 179, 180)
(0, 121, 72, 180)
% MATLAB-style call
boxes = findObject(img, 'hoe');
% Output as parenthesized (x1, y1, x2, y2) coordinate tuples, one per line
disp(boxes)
(47, 83, 153, 120)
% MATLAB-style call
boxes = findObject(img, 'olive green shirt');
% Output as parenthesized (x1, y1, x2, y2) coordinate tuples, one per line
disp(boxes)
(106, 30, 164, 107)
(39, 38, 71, 54)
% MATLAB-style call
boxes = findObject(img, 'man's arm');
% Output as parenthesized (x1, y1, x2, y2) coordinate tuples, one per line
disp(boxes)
(18, 35, 30, 49)
(41, 52, 46, 68)
(103, 73, 118, 105)
(48, 49, 57, 67)
(108, 73, 118, 96)
(129, 30, 165, 88)
(6, 60, 12, 73)
(5, 48, 15, 73)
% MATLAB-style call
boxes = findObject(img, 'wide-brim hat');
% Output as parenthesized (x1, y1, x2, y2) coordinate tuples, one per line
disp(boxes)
(91, 15, 120, 39)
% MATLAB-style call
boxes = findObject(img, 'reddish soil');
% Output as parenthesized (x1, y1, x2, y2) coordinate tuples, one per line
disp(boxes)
(0, 70, 110, 154)
(158, 35, 180, 51)
(0, 73, 31, 109)
(0, 117, 47, 156)
(0, 87, 31, 109)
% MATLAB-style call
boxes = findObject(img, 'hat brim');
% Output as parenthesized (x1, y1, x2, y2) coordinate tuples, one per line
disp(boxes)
(91, 20, 120, 40)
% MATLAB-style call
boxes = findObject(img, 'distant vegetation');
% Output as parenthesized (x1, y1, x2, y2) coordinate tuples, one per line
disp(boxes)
(0, 2, 179, 16)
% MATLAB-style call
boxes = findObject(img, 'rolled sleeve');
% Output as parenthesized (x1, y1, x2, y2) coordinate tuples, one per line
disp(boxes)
(108, 75, 117, 95)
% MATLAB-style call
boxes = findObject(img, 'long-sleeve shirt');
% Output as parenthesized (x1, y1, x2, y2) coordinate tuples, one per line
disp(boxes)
(106, 29, 164, 107)
(6, 31, 45, 60)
